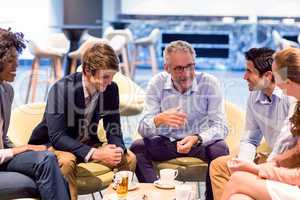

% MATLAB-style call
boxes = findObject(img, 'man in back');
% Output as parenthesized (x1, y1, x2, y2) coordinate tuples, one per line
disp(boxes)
(130, 40, 229, 200)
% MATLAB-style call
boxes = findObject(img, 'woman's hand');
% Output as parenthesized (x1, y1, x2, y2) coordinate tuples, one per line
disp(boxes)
(227, 158, 259, 175)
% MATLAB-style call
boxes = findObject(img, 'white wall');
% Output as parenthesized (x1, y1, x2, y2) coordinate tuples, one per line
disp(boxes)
(121, 0, 300, 17)
(0, 0, 54, 39)
(0, 0, 63, 58)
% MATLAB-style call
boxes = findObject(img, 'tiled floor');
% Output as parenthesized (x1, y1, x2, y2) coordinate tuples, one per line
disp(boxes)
(12, 64, 247, 200)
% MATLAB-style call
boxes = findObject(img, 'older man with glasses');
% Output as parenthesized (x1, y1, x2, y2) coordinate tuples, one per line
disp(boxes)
(130, 40, 229, 200)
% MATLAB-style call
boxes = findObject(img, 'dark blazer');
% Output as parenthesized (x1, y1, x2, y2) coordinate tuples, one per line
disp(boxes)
(29, 72, 126, 161)
(0, 83, 13, 147)
(0, 82, 15, 164)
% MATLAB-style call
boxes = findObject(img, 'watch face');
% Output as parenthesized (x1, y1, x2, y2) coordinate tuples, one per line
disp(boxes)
(197, 135, 202, 145)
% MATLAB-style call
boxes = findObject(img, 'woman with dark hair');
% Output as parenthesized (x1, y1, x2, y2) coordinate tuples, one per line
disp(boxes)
(221, 47, 300, 200)
(0, 28, 70, 200)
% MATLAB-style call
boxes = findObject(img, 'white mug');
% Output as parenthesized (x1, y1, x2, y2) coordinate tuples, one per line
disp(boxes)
(159, 169, 178, 185)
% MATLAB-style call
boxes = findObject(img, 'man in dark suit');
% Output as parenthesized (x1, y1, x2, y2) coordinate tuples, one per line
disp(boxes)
(0, 27, 70, 199)
(29, 42, 136, 200)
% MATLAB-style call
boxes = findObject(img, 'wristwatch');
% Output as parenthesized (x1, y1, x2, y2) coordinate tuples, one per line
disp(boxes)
(194, 134, 203, 146)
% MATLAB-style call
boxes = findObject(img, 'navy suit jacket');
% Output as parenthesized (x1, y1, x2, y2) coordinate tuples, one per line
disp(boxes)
(29, 72, 126, 161)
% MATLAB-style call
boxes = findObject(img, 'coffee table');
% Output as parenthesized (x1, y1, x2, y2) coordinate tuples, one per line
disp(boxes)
(103, 182, 196, 200)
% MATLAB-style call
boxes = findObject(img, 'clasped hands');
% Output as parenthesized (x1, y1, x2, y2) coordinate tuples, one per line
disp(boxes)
(91, 144, 124, 167)
(154, 106, 199, 154)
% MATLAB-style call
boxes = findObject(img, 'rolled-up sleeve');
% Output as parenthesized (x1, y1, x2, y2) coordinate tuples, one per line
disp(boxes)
(0, 148, 13, 165)
(238, 97, 262, 162)
(138, 77, 162, 138)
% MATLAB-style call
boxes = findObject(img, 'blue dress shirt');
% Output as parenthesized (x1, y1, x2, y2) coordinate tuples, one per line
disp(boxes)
(138, 72, 228, 146)
(238, 87, 295, 161)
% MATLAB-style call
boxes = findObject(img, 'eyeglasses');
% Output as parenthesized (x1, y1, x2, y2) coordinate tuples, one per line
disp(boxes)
(172, 63, 195, 73)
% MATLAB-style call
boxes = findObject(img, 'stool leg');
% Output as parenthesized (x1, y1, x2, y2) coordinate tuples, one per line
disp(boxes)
(26, 57, 40, 103)
(69, 57, 77, 74)
(130, 45, 139, 79)
(149, 45, 158, 75)
(121, 45, 131, 77)
(44, 57, 62, 101)
(44, 59, 54, 101)
(54, 56, 63, 79)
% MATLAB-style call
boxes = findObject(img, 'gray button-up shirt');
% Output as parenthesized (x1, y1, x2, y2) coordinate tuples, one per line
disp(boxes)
(138, 72, 228, 145)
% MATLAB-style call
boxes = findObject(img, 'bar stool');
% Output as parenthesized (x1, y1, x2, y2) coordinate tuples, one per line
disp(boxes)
(26, 33, 70, 103)
(103, 26, 133, 78)
(67, 36, 128, 75)
(108, 35, 131, 77)
(131, 28, 160, 78)
(272, 30, 299, 50)
(68, 37, 108, 73)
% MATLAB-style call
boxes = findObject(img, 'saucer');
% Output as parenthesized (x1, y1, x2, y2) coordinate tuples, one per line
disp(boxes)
(104, 193, 138, 200)
(112, 182, 139, 191)
(128, 182, 139, 191)
(153, 180, 175, 189)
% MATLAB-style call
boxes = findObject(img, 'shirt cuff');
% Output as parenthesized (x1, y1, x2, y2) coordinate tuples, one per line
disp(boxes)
(238, 144, 256, 162)
(7, 148, 13, 157)
(84, 148, 96, 163)
(0, 148, 14, 164)
(199, 132, 211, 145)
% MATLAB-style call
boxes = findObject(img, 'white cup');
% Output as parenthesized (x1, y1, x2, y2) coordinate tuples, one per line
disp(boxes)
(175, 184, 195, 200)
(159, 169, 178, 185)
(113, 171, 133, 186)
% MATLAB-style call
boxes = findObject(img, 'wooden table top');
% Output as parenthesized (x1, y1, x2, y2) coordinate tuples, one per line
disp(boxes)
(103, 182, 196, 200)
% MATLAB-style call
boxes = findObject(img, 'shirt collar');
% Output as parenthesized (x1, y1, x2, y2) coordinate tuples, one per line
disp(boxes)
(163, 73, 198, 93)
(164, 74, 173, 90)
(255, 86, 284, 104)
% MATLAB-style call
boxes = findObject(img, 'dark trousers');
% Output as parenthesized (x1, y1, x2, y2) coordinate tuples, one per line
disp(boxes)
(130, 136, 229, 200)
(0, 150, 70, 200)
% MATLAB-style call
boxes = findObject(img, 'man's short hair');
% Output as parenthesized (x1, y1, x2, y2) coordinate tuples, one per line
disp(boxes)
(0, 28, 26, 71)
(163, 40, 196, 64)
(82, 42, 119, 74)
(245, 47, 275, 76)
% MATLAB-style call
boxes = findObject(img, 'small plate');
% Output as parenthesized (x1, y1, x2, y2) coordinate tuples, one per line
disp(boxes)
(153, 180, 175, 189)
(112, 182, 139, 191)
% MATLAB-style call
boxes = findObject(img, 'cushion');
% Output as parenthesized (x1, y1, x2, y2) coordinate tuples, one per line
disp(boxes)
(161, 157, 207, 166)
(77, 171, 114, 194)
(77, 162, 111, 177)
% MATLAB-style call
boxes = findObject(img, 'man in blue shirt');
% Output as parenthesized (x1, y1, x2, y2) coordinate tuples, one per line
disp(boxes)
(210, 47, 294, 200)
(130, 40, 229, 200)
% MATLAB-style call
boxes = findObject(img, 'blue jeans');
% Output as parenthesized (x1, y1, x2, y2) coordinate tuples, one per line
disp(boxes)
(0, 150, 70, 200)
(0, 171, 38, 199)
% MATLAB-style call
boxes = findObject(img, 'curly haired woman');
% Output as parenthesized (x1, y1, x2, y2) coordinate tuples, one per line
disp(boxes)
(0, 28, 70, 200)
